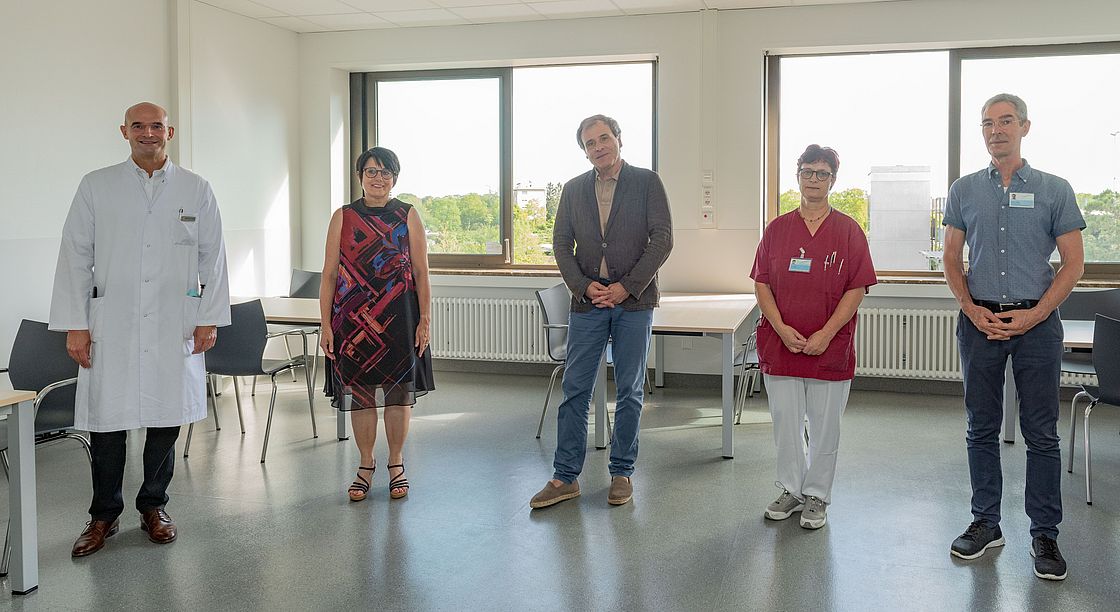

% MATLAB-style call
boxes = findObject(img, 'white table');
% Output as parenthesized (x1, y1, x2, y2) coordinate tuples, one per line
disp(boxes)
(593, 294, 758, 458)
(1, 389, 38, 594)
(1001, 319, 1094, 443)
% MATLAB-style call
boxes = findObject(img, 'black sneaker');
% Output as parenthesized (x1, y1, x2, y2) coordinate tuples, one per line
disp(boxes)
(950, 520, 1005, 559)
(1031, 535, 1068, 581)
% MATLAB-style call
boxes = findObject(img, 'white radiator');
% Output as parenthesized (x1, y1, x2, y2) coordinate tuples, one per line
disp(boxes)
(431, 297, 551, 363)
(856, 308, 961, 379)
(430, 300, 1095, 386)
(856, 307, 1096, 387)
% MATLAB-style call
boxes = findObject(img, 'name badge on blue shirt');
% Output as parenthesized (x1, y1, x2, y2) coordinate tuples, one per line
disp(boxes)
(788, 258, 812, 273)
(1009, 192, 1035, 208)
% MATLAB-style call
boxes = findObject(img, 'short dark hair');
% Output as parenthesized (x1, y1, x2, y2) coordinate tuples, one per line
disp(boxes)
(575, 114, 621, 150)
(796, 144, 839, 175)
(355, 146, 401, 177)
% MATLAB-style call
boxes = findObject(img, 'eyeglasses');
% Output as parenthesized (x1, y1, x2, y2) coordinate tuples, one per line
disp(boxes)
(981, 117, 1021, 130)
(362, 168, 395, 179)
(798, 169, 835, 182)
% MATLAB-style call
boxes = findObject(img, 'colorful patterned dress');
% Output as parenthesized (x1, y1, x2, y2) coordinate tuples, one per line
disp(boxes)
(326, 198, 434, 409)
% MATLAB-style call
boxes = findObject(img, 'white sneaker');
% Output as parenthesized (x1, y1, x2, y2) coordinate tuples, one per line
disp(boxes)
(799, 496, 827, 529)
(765, 489, 804, 520)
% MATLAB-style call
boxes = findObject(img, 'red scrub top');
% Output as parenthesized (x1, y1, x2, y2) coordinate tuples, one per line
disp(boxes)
(749, 209, 877, 381)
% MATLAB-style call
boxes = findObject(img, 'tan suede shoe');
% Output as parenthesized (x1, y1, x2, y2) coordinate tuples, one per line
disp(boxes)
(529, 480, 580, 509)
(608, 476, 633, 506)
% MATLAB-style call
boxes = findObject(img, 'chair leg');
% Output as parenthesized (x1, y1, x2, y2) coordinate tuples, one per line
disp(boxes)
(252, 375, 258, 396)
(311, 336, 321, 391)
(1, 518, 9, 577)
(62, 433, 93, 465)
(262, 378, 279, 463)
(0, 450, 7, 576)
(735, 369, 749, 425)
(1068, 391, 1086, 473)
(645, 368, 654, 395)
(1085, 400, 1096, 505)
(183, 422, 194, 458)
(304, 361, 318, 439)
(209, 374, 222, 431)
(537, 364, 564, 439)
(284, 337, 298, 382)
(232, 375, 246, 434)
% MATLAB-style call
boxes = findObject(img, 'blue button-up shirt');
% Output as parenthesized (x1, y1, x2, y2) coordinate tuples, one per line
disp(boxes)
(943, 159, 1085, 302)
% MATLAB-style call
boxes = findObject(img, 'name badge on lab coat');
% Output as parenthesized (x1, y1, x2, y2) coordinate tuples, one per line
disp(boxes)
(788, 258, 812, 273)
(1009, 192, 1035, 208)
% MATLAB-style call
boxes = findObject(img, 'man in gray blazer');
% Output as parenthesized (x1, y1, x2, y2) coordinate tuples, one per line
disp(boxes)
(530, 114, 673, 509)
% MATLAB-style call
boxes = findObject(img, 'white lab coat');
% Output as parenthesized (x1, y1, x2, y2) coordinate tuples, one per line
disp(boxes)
(49, 159, 231, 432)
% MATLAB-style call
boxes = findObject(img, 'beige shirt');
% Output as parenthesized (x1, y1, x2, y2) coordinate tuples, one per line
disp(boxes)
(594, 168, 619, 279)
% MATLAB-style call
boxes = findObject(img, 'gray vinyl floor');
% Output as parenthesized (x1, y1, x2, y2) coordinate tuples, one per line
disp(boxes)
(2, 369, 1119, 611)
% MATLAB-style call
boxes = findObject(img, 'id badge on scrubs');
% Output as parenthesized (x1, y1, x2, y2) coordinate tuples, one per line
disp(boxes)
(1009, 192, 1035, 208)
(788, 257, 812, 273)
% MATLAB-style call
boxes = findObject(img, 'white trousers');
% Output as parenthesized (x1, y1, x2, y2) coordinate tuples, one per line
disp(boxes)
(764, 374, 851, 504)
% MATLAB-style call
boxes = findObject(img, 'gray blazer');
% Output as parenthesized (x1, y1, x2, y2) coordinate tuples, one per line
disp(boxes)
(553, 161, 673, 312)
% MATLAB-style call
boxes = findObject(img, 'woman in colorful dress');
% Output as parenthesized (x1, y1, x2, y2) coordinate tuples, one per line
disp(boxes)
(320, 146, 434, 502)
(749, 144, 876, 529)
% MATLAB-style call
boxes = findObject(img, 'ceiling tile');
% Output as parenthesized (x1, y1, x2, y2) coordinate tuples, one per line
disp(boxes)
(376, 8, 470, 25)
(196, 0, 287, 19)
(435, 0, 527, 7)
(260, 15, 326, 31)
(451, 4, 546, 23)
(254, 0, 361, 16)
(612, 0, 705, 14)
(704, 0, 791, 8)
(300, 12, 395, 29)
(528, 0, 625, 19)
(344, 0, 439, 11)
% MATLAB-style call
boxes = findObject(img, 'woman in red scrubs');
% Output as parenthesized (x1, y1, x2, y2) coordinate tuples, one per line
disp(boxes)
(749, 144, 877, 529)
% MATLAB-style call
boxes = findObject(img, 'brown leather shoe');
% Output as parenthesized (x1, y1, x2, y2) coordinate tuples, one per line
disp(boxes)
(140, 508, 177, 544)
(71, 519, 119, 557)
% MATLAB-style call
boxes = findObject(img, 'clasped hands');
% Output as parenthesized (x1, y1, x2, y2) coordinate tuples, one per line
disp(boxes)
(775, 324, 834, 356)
(965, 304, 1042, 340)
(585, 281, 630, 308)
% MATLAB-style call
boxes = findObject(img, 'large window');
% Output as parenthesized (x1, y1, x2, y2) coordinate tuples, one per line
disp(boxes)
(353, 62, 655, 268)
(767, 43, 1120, 279)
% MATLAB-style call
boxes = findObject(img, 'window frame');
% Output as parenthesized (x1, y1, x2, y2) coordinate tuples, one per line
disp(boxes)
(765, 42, 1120, 281)
(351, 60, 658, 270)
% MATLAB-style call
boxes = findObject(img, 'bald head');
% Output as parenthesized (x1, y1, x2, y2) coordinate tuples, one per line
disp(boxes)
(121, 102, 174, 172)
(124, 102, 168, 125)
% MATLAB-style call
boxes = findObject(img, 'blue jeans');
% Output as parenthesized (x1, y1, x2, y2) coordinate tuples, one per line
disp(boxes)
(957, 310, 1064, 538)
(553, 306, 654, 483)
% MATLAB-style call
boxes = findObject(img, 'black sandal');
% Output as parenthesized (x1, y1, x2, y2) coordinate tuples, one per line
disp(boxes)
(388, 463, 409, 499)
(349, 465, 375, 502)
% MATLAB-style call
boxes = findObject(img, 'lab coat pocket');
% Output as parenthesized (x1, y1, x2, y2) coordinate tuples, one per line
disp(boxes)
(184, 296, 202, 340)
(174, 220, 198, 246)
(89, 296, 107, 341)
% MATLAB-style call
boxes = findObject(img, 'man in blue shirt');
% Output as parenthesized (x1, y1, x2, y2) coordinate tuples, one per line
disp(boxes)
(943, 93, 1085, 581)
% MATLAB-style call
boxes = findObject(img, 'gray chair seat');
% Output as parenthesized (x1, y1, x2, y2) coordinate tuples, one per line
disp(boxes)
(185, 299, 317, 463)
(1060, 351, 1095, 376)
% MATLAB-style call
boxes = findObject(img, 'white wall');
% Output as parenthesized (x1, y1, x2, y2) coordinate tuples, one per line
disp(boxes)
(0, 0, 300, 367)
(187, 1, 300, 297)
(0, 0, 170, 368)
(296, 0, 1120, 374)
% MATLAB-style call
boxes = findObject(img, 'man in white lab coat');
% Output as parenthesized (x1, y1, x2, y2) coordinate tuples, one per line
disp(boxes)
(50, 102, 230, 557)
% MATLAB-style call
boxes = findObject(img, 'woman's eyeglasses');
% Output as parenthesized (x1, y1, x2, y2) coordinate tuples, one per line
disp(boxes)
(362, 168, 395, 179)
(798, 169, 835, 181)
